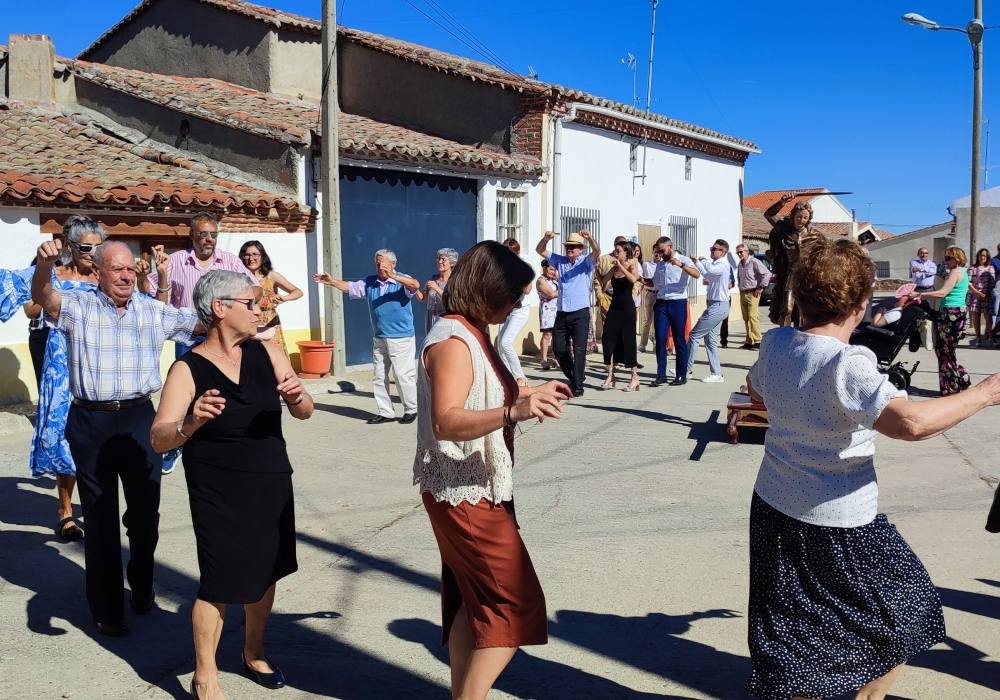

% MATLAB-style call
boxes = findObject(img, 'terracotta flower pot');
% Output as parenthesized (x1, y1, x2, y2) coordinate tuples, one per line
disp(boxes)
(296, 340, 335, 375)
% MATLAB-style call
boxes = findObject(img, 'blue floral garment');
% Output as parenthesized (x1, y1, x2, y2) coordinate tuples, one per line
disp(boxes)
(0, 267, 33, 322)
(29, 274, 97, 476)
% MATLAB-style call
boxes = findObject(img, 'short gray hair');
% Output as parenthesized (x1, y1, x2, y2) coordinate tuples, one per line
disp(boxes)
(735, 243, 748, 252)
(93, 240, 132, 269)
(190, 211, 219, 232)
(436, 247, 460, 264)
(374, 248, 397, 263)
(193, 270, 254, 325)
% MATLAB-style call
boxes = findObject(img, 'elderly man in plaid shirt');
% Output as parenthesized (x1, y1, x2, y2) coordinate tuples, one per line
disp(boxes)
(32, 238, 201, 637)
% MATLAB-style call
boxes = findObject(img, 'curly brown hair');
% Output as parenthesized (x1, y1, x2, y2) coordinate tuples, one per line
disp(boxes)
(792, 238, 874, 325)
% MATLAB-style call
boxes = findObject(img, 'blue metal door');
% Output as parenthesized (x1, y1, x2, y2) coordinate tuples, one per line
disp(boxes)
(339, 166, 478, 365)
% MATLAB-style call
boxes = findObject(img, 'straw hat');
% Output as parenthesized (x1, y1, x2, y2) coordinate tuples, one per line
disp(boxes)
(563, 232, 587, 247)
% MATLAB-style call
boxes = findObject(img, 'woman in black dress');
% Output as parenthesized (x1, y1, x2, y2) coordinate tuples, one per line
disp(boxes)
(151, 270, 313, 700)
(600, 241, 642, 392)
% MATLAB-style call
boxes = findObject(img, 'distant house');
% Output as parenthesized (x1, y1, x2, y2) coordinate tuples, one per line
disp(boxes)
(951, 186, 1000, 257)
(742, 188, 891, 252)
(865, 221, 955, 280)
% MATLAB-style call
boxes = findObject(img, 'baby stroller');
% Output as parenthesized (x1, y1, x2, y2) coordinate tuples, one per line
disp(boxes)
(850, 300, 933, 390)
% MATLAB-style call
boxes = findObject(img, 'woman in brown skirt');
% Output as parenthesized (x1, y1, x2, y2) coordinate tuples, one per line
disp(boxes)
(414, 241, 571, 698)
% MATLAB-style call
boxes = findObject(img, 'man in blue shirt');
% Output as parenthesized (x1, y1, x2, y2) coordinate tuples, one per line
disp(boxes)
(643, 236, 701, 386)
(314, 249, 420, 424)
(910, 247, 937, 292)
(536, 229, 601, 396)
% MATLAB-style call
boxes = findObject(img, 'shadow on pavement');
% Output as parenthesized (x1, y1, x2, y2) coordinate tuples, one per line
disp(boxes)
(573, 404, 731, 460)
(312, 401, 381, 422)
(389, 617, 676, 699)
(937, 584, 1000, 621)
(908, 636, 1000, 693)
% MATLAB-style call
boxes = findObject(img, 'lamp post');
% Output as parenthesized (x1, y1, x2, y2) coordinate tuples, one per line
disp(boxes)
(903, 3, 988, 260)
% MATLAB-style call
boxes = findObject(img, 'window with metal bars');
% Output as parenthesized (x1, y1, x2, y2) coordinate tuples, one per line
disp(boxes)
(668, 215, 700, 296)
(496, 191, 525, 245)
(560, 206, 601, 241)
(874, 261, 890, 278)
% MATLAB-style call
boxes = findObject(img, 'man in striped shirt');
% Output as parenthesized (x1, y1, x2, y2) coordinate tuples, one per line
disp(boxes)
(32, 238, 200, 637)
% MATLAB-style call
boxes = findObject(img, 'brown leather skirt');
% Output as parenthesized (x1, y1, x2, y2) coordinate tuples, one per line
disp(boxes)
(422, 491, 548, 648)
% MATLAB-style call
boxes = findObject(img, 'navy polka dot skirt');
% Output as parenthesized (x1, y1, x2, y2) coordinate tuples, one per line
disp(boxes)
(746, 493, 945, 700)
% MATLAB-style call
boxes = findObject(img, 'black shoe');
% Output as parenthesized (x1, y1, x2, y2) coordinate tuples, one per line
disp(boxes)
(635, 362, 644, 369)
(366, 415, 395, 425)
(721, 342, 728, 348)
(572, 388, 585, 398)
(399, 412, 417, 425)
(243, 653, 286, 689)
(752, 343, 761, 349)
(669, 377, 687, 386)
(651, 376, 669, 387)
(740, 342, 754, 350)
(130, 589, 155, 615)
(95, 620, 129, 637)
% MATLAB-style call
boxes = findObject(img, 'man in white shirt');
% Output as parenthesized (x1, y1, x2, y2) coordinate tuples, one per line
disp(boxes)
(687, 239, 733, 382)
(910, 247, 937, 292)
(644, 236, 700, 386)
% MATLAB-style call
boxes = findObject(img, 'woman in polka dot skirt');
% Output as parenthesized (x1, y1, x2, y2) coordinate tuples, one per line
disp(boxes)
(744, 237, 1000, 700)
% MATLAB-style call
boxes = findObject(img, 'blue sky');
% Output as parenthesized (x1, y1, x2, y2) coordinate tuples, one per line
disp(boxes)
(5, 0, 997, 233)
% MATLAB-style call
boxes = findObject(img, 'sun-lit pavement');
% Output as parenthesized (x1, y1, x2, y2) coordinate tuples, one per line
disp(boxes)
(0, 324, 998, 699)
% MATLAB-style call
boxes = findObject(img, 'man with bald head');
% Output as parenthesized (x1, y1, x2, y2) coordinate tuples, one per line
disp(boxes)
(32, 239, 200, 636)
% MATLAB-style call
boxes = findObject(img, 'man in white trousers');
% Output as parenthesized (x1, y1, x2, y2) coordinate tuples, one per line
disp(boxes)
(314, 249, 420, 424)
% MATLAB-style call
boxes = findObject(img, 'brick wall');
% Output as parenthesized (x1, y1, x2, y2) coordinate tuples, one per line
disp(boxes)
(511, 94, 551, 158)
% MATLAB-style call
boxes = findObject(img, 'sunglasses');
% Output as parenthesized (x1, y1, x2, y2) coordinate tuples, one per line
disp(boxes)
(710, 247, 724, 253)
(220, 297, 256, 310)
(944, 255, 954, 261)
(72, 242, 101, 254)
(192, 230, 218, 240)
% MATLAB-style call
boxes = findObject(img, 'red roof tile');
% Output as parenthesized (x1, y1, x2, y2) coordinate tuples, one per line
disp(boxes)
(0, 100, 305, 215)
(742, 207, 892, 243)
(71, 61, 544, 177)
(743, 189, 831, 218)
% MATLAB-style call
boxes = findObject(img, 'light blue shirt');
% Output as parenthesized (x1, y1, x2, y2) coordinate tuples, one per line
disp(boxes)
(696, 258, 732, 302)
(910, 259, 937, 288)
(651, 254, 695, 300)
(549, 253, 596, 312)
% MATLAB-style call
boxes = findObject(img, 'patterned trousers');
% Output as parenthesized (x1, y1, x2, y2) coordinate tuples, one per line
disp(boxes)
(934, 307, 970, 395)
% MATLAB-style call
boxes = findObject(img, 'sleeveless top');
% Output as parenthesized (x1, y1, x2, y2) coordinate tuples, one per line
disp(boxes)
(178, 340, 292, 474)
(942, 268, 969, 308)
(258, 274, 281, 328)
(413, 316, 519, 506)
(609, 274, 636, 312)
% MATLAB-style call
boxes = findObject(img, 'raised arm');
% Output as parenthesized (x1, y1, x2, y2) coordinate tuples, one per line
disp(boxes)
(614, 257, 640, 285)
(671, 254, 701, 279)
(536, 230, 556, 259)
(764, 192, 795, 226)
(32, 240, 63, 321)
(875, 373, 1000, 440)
(581, 229, 601, 262)
(914, 268, 962, 300)
(388, 271, 420, 293)
(312, 272, 350, 293)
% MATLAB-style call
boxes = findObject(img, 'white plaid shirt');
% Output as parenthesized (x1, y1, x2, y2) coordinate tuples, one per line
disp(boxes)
(56, 288, 198, 401)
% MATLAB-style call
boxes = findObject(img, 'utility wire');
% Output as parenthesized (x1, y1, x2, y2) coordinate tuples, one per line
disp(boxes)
(401, 0, 521, 76)
(421, 0, 518, 74)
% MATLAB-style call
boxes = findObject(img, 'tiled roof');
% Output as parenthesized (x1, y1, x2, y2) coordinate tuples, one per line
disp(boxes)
(0, 100, 304, 214)
(742, 207, 772, 239)
(742, 208, 892, 243)
(79, 0, 319, 59)
(72, 61, 544, 177)
(73, 60, 315, 145)
(742, 188, 830, 217)
(78, 0, 756, 152)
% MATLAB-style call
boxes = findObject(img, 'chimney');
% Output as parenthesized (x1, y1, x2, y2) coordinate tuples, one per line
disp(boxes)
(7, 34, 55, 103)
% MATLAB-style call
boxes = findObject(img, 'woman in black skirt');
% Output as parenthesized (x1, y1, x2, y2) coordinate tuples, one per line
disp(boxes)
(599, 241, 642, 392)
(745, 237, 1000, 700)
(152, 270, 313, 700)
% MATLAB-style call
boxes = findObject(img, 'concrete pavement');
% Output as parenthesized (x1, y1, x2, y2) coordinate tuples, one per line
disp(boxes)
(0, 326, 998, 699)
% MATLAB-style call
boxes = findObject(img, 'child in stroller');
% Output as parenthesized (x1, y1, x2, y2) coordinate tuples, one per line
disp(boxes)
(850, 283, 932, 389)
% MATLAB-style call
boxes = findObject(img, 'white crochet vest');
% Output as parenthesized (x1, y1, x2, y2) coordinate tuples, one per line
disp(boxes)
(413, 318, 514, 506)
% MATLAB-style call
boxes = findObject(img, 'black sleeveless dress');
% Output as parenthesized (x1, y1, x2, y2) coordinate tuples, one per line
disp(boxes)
(178, 340, 297, 604)
(601, 275, 638, 367)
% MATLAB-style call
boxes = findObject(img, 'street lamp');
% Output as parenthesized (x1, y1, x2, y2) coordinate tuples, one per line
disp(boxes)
(903, 4, 991, 260)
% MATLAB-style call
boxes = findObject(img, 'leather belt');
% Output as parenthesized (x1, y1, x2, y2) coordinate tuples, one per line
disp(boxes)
(72, 395, 151, 412)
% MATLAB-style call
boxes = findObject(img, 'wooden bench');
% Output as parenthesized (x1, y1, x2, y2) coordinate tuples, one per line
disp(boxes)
(726, 390, 769, 445)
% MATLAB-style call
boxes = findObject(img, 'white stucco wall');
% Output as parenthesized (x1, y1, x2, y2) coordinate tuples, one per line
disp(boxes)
(558, 122, 744, 298)
(479, 177, 544, 305)
(953, 207, 1000, 258)
(0, 208, 43, 403)
(865, 224, 955, 280)
(808, 194, 853, 223)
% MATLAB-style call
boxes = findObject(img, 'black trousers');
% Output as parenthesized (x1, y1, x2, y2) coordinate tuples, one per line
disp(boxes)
(28, 327, 49, 389)
(66, 401, 162, 624)
(552, 308, 590, 391)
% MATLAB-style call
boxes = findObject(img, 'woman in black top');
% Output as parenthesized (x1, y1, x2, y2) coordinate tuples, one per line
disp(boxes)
(600, 241, 642, 392)
(151, 270, 313, 700)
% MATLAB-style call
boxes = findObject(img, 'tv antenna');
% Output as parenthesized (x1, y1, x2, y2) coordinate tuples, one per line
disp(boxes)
(621, 52, 637, 107)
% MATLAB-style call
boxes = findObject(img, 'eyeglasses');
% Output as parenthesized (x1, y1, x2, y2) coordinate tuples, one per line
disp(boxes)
(72, 242, 101, 254)
(192, 230, 218, 240)
(219, 297, 256, 310)
(918, 251, 929, 256)
(242, 253, 261, 259)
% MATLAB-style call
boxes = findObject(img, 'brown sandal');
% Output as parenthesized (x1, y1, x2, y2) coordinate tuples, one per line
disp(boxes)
(56, 516, 84, 541)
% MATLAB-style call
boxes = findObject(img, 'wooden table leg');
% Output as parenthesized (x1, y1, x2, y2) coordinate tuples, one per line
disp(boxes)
(727, 409, 740, 444)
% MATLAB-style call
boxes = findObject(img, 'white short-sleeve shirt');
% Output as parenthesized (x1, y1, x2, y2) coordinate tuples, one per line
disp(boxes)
(748, 327, 906, 527)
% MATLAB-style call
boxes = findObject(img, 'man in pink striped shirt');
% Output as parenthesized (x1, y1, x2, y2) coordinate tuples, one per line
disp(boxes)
(144, 211, 258, 358)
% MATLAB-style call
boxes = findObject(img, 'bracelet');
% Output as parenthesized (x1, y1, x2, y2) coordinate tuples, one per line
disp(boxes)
(288, 394, 306, 406)
(176, 419, 192, 439)
(503, 405, 516, 428)
(157, 286, 171, 293)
